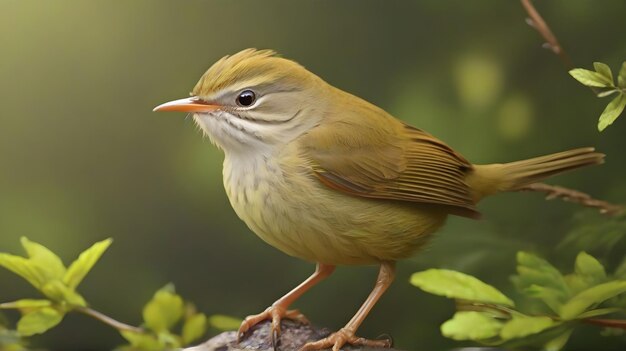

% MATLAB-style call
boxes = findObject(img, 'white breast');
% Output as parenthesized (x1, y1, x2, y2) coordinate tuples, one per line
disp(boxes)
(222, 151, 349, 263)
(222, 154, 302, 256)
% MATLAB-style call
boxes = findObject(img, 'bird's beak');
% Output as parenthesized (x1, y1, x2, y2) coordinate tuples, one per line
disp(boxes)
(153, 97, 220, 113)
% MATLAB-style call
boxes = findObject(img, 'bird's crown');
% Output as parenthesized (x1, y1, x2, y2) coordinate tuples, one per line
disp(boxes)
(192, 48, 313, 98)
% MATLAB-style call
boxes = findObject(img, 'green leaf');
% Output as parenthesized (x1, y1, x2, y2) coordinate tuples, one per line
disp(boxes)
(17, 307, 64, 336)
(143, 284, 184, 332)
(440, 311, 502, 341)
(208, 314, 242, 331)
(41, 280, 86, 307)
(411, 269, 514, 306)
(156, 331, 181, 348)
(120, 330, 163, 350)
(522, 285, 566, 314)
(515, 252, 569, 290)
(512, 252, 570, 311)
(500, 315, 556, 340)
(0, 238, 70, 292)
(569, 68, 614, 87)
(543, 328, 574, 351)
(574, 252, 606, 278)
(597, 89, 619, 98)
(182, 313, 207, 345)
(593, 62, 614, 84)
(566, 252, 607, 294)
(63, 238, 112, 290)
(20, 237, 66, 281)
(560, 280, 626, 319)
(0, 299, 52, 312)
(0, 254, 46, 289)
(618, 61, 626, 88)
(598, 93, 626, 131)
(576, 307, 622, 319)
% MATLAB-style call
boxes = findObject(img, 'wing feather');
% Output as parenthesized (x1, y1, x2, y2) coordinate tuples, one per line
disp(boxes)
(301, 118, 480, 218)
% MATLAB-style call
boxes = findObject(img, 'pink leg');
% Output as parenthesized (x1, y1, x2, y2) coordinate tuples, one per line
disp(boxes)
(238, 263, 336, 344)
(300, 261, 396, 351)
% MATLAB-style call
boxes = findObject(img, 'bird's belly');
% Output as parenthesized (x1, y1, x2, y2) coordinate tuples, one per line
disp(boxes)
(223, 157, 447, 265)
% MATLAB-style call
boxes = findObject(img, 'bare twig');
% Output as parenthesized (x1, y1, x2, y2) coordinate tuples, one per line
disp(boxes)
(520, 0, 601, 95)
(75, 306, 144, 334)
(518, 183, 623, 216)
(520, 0, 573, 68)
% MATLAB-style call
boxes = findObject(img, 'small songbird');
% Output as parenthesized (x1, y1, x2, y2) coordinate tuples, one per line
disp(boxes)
(154, 49, 604, 351)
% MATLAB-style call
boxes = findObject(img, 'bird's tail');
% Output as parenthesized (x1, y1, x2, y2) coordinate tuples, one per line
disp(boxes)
(468, 147, 605, 201)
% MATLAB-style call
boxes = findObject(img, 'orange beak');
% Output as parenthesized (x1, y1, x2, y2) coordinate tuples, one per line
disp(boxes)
(153, 97, 220, 113)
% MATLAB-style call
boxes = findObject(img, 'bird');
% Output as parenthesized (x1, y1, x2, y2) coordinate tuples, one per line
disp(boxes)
(153, 48, 604, 351)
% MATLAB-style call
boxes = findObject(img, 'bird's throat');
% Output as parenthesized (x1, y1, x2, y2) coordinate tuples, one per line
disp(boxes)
(193, 112, 272, 155)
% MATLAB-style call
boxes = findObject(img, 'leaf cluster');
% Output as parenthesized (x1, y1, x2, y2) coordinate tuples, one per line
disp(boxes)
(411, 251, 626, 350)
(118, 284, 209, 350)
(0, 237, 242, 351)
(0, 237, 111, 336)
(569, 62, 626, 131)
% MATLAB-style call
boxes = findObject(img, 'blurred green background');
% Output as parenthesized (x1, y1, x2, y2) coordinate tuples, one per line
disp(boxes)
(1, 0, 625, 350)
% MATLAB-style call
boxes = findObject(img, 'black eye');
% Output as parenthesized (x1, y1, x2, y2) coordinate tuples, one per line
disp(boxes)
(236, 90, 256, 107)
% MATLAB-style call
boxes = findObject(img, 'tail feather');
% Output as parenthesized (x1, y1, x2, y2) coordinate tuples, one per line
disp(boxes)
(468, 147, 604, 200)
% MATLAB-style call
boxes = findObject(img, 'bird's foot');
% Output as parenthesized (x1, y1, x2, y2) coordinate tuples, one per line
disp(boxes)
(299, 328, 392, 351)
(237, 305, 309, 347)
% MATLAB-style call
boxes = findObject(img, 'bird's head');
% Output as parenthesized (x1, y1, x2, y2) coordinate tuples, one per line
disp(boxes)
(154, 49, 328, 155)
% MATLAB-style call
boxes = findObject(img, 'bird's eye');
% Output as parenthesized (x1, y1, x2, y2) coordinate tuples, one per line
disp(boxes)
(236, 90, 256, 107)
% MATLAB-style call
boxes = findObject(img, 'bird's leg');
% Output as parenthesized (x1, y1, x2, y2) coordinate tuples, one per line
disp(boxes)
(237, 263, 335, 345)
(300, 261, 396, 351)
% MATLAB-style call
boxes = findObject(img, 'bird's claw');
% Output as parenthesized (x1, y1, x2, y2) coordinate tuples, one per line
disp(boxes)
(237, 305, 310, 347)
(272, 328, 279, 351)
(299, 328, 392, 351)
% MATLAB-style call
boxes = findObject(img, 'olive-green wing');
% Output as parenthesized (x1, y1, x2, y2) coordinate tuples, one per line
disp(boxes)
(301, 121, 480, 218)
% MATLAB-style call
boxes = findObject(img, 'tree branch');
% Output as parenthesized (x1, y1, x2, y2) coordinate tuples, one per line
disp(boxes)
(75, 306, 144, 334)
(520, 0, 600, 95)
(518, 183, 623, 216)
(520, 0, 573, 68)
(583, 317, 626, 330)
(185, 320, 402, 351)
(458, 301, 626, 331)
